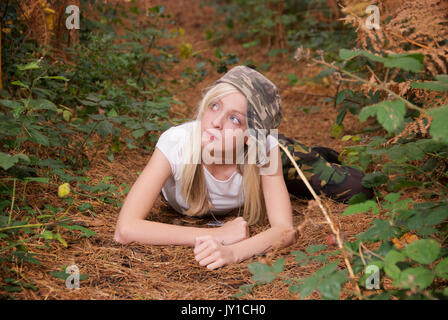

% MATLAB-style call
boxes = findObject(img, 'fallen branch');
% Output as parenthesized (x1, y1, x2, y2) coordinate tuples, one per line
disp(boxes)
(276, 139, 363, 300)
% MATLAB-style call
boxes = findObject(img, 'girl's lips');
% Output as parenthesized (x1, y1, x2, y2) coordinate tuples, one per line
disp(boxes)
(206, 130, 217, 140)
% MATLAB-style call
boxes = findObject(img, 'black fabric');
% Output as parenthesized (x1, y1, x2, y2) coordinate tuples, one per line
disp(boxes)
(277, 133, 374, 203)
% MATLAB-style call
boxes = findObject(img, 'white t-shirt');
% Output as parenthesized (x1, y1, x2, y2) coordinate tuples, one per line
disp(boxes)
(155, 120, 278, 215)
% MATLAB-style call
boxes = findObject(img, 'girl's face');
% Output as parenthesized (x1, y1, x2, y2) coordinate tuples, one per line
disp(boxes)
(201, 92, 248, 163)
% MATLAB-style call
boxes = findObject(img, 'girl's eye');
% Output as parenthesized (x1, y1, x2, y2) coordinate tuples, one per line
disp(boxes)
(210, 102, 241, 125)
(231, 116, 241, 125)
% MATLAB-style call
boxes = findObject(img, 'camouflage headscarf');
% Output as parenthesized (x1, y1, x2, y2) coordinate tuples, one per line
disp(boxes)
(213, 65, 282, 167)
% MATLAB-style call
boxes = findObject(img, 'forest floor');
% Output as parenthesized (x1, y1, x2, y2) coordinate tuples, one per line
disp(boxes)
(11, 0, 389, 300)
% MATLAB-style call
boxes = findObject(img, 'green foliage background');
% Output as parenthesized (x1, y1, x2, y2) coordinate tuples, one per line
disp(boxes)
(1, 0, 447, 299)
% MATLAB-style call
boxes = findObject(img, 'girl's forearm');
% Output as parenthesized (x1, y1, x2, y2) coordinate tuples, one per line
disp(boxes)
(115, 219, 221, 246)
(230, 226, 296, 263)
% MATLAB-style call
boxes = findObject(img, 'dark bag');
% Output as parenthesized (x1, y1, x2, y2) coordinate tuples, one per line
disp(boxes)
(277, 133, 374, 203)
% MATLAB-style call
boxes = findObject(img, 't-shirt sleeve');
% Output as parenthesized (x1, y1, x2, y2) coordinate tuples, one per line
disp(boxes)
(155, 127, 179, 177)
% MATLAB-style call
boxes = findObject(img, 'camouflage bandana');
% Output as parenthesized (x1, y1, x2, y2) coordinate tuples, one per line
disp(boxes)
(213, 65, 282, 167)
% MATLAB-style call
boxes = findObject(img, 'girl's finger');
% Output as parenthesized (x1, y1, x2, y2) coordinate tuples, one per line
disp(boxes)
(193, 238, 213, 255)
(206, 259, 224, 270)
(195, 235, 213, 246)
(194, 244, 216, 262)
(198, 251, 220, 267)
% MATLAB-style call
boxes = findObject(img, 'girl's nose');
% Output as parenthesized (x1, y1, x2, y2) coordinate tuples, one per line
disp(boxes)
(211, 112, 224, 129)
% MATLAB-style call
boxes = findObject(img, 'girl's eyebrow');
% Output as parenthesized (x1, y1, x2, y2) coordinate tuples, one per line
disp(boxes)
(217, 99, 246, 117)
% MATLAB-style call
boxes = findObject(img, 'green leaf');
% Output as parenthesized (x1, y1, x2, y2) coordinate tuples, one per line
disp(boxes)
(359, 100, 406, 134)
(285, 73, 298, 85)
(248, 262, 276, 284)
(405, 239, 440, 264)
(306, 244, 326, 254)
(387, 177, 423, 192)
(132, 128, 146, 138)
(335, 91, 346, 105)
(242, 40, 259, 48)
(0, 152, 19, 170)
(60, 223, 97, 238)
(291, 250, 310, 266)
(384, 192, 401, 203)
(330, 123, 343, 139)
(55, 232, 68, 248)
(0, 99, 22, 109)
(384, 250, 406, 280)
(11, 80, 29, 89)
(23, 177, 49, 184)
(107, 108, 119, 117)
(339, 50, 424, 72)
(4, 286, 22, 292)
(272, 258, 285, 273)
(12, 251, 40, 265)
(299, 275, 319, 299)
(96, 120, 114, 138)
(342, 200, 379, 216)
(268, 48, 288, 57)
(339, 49, 362, 60)
(85, 92, 102, 103)
(79, 99, 98, 107)
(348, 192, 368, 204)
(27, 128, 50, 146)
(63, 110, 72, 122)
(317, 270, 348, 300)
(435, 258, 448, 279)
(41, 230, 54, 240)
(411, 81, 448, 92)
(384, 54, 424, 73)
(29, 99, 58, 111)
(426, 105, 448, 144)
(358, 219, 398, 242)
(41, 75, 70, 81)
(0, 152, 29, 170)
(78, 203, 93, 213)
(362, 172, 388, 188)
(18, 61, 40, 71)
(435, 75, 448, 83)
(233, 284, 256, 298)
(315, 262, 339, 278)
(397, 267, 434, 289)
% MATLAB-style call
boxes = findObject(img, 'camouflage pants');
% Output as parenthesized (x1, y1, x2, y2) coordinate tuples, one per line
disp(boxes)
(277, 133, 374, 203)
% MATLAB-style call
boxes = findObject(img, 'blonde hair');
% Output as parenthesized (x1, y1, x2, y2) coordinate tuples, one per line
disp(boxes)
(179, 82, 268, 226)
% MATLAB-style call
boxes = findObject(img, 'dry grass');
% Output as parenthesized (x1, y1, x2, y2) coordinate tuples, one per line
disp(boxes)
(2, 0, 435, 300)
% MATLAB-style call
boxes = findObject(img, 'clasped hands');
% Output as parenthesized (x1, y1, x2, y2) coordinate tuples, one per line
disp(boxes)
(194, 216, 248, 270)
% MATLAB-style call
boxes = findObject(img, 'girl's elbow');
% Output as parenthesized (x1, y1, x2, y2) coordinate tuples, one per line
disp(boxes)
(114, 223, 132, 244)
(273, 225, 297, 247)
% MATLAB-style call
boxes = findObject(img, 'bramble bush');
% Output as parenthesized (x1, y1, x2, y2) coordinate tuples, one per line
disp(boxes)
(0, 1, 195, 295)
(202, 0, 448, 300)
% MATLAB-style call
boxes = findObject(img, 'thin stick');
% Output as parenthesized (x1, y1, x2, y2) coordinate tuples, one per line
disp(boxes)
(360, 242, 385, 261)
(275, 140, 363, 299)
(388, 31, 429, 50)
(8, 178, 16, 225)
(358, 242, 367, 267)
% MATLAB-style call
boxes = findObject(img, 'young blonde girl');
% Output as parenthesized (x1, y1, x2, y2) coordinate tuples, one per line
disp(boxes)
(114, 65, 296, 270)
(114, 65, 373, 270)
